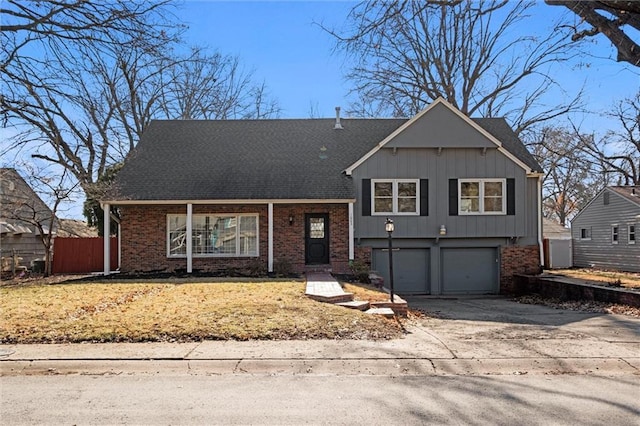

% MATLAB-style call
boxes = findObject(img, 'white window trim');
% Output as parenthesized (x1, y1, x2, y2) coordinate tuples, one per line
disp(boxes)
(580, 227, 592, 241)
(167, 213, 259, 258)
(371, 179, 420, 216)
(628, 224, 636, 245)
(458, 178, 506, 215)
(611, 224, 619, 245)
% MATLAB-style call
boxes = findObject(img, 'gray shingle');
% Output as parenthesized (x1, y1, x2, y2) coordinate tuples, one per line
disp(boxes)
(108, 117, 540, 201)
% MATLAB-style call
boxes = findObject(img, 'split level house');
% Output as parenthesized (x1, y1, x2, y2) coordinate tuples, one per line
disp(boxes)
(102, 98, 544, 295)
(572, 186, 640, 273)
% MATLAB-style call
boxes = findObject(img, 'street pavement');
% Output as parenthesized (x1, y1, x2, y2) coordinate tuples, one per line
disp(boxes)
(1, 297, 639, 377)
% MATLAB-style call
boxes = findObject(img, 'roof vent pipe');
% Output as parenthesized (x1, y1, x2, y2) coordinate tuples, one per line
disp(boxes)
(334, 106, 343, 130)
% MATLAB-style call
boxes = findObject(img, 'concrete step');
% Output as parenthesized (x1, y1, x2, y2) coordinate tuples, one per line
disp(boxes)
(304, 265, 332, 274)
(306, 293, 354, 304)
(336, 300, 370, 311)
(365, 307, 395, 317)
(371, 296, 408, 317)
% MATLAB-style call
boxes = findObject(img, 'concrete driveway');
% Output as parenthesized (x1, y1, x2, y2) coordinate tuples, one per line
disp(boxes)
(1, 296, 639, 377)
(403, 296, 640, 375)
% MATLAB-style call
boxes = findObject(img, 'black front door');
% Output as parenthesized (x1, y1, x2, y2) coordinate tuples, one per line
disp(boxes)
(305, 213, 330, 264)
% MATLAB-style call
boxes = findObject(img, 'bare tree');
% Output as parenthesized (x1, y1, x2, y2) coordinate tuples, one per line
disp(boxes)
(529, 127, 604, 225)
(1, 1, 280, 229)
(322, 0, 582, 134)
(546, 1, 640, 67)
(158, 49, 281, 120)
(578, 91, 640, 185)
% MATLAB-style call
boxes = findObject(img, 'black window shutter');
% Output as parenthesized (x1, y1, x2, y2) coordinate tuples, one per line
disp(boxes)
(449, 179, 458, 216)
(362, 179, 371, 216)
(420, 179, 429, 216)
(506, 178, 515, 215)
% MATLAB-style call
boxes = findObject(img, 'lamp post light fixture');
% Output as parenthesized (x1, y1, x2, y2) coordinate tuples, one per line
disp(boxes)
(385, 218, 395, 303)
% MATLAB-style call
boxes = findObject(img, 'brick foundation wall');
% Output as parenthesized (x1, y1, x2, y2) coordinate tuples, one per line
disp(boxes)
(500, 244, 542, 294)
(119, 203, 351, 275)
(354, 246, 372, 269)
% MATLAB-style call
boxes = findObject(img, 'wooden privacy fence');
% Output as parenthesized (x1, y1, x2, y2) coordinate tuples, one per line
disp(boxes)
(52, 237, 118, 274)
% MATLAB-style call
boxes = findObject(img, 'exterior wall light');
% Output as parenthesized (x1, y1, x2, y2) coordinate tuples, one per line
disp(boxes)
(289, 214, 294, 225)
(439, 225, 447, 235)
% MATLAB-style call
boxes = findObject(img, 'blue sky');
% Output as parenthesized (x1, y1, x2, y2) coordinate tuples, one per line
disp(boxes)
(177, 0, 639, 123)
(177, 1, 355, 118)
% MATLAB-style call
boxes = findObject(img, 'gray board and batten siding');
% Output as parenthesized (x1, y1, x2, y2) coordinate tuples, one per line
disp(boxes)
(572, 187, 640, 273)
(350, 101, 541, 295)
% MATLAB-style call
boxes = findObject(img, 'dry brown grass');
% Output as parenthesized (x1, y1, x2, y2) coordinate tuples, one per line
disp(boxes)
(549, 268, 640, 289)
(0, 280, 404, 343)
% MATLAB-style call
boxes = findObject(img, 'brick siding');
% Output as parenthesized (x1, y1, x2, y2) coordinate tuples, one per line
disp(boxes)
(118, 203, 350, 275)
(500, 244, 542, 294)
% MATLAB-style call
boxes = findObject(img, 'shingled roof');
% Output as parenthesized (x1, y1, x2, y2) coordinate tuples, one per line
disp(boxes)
(107, 116, 541, 202)
(609, 186, 640, 206)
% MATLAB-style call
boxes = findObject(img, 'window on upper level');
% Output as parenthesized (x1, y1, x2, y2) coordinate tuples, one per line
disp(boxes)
(372, 179, 419, 215)
(459, 179, 506, 215)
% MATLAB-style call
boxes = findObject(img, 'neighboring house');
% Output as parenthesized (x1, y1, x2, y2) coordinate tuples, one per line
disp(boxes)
(572, 186, 640, 273)
(102, 98, 543, 295)
(542, 218, 572, 269)
(0, 168, 56, 269)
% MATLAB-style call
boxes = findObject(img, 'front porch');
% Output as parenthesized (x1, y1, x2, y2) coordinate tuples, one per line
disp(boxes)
(102, 201, 355, 276)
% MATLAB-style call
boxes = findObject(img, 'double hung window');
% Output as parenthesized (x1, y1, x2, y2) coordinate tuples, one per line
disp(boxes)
(372, 179, 419, 215)
(459, 179, 505, 215)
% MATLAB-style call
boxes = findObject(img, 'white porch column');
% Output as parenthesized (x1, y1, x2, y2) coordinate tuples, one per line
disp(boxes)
(103, 203, 110, 276)
(268, 203, 274, 272)
(348, 202, 355, 261)
(186, 204, 193, 273)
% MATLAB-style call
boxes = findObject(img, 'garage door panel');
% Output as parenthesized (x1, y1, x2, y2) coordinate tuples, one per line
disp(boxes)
(441, 248, 498, 294)
(373, 249, 429, 295)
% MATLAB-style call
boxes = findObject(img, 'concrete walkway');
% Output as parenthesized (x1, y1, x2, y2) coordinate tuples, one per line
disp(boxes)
(2, 297, 639, 377)
(304, 272, 353, 302)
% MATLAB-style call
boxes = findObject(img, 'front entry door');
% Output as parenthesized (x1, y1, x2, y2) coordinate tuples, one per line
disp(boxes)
(305, 213, 330, 264)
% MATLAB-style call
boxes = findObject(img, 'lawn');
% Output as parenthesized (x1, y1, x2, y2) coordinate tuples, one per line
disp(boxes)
(0, 279, 404, 343)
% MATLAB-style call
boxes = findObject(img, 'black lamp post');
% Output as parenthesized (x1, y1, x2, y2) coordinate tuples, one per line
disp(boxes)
(385, 217, 395, 303)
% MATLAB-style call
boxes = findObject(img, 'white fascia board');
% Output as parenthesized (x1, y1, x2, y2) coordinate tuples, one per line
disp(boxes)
(344, 97, 532, 175)
(103, 198, 356, 206)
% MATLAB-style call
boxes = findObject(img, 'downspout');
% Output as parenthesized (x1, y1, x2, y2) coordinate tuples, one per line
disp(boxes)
(537, 176, 544, 267)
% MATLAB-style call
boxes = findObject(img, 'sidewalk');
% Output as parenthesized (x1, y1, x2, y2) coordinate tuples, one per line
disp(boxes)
(2, 297, 639, 377)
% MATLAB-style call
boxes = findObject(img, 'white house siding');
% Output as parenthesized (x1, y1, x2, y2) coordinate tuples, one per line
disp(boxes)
(572, 188, 640, 273)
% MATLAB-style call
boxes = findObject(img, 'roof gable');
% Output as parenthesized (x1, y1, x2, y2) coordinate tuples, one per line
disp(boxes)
(572, 186, 640, 224)
(385, 101, 497, 149)
(344, 98, 538, 175)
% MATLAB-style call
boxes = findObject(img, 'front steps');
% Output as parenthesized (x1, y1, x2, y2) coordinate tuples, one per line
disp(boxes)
(305, 272, 407, 317)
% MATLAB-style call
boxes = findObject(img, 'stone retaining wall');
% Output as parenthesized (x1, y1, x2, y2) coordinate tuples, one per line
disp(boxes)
(514, 274, 640, 308)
